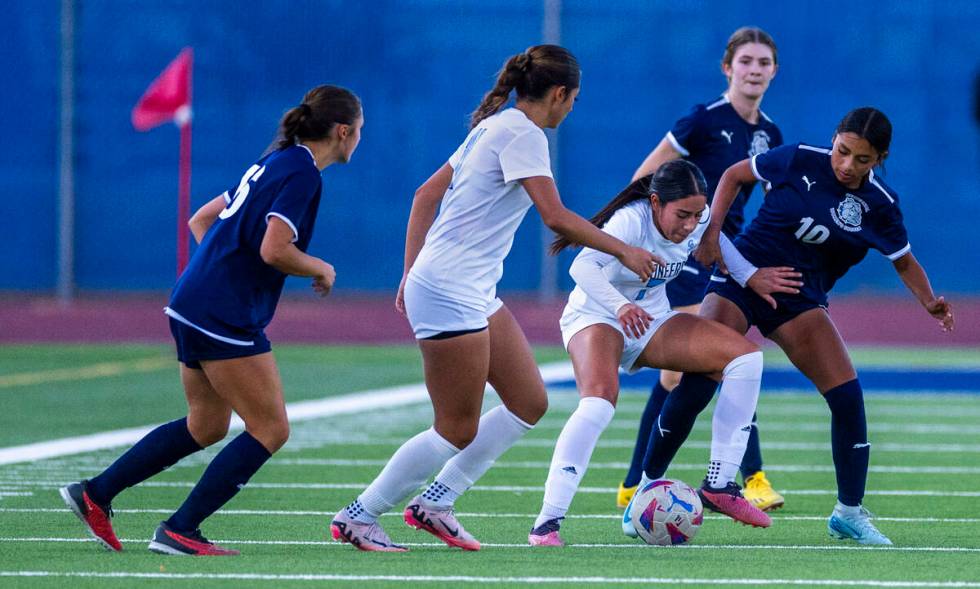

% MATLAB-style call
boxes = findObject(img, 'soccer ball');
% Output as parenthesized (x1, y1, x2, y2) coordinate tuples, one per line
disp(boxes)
(629, 479, 703, 545)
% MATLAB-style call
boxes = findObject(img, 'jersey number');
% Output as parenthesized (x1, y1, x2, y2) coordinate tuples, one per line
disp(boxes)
(794, 217, 829, 244)
(219, 164, 267, 220)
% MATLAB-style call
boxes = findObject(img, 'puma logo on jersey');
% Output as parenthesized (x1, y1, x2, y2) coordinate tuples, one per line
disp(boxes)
(803, 176, 816, 191)
(720, 130, 734, 144)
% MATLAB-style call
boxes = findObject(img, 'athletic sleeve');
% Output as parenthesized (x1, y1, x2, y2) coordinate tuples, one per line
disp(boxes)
(871, 201, 911, 261)
(750, 143, 797, 186)
(665, 104, 705, 157)
(499, 129, 553, 183)
(719, 233, 758, 287)
(267, 170, 320, 243)
(567, 208, 639, 315)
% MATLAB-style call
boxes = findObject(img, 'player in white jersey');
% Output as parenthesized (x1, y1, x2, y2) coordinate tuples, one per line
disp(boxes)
(331, 45, 661, 552)
(528, 160, 803, 546)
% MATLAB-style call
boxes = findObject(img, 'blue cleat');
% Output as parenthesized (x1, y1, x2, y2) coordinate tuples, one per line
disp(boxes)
(827, 503, 892, 545)
(622, 492, 639, 538)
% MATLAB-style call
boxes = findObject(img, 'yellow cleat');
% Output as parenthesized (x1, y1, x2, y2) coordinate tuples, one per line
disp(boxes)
(616, 482, 637, 509)
(743, 470, 785, 512)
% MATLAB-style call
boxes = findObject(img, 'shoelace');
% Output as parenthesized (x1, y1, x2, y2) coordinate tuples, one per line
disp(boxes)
(185, 529, 214, 545)
(532, 517, 564, 535)
(845, 507, 884, 537)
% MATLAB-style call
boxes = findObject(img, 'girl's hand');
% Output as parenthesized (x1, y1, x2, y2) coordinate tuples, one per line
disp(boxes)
(395, 274, 408, 316)
(617, 303, 653, 339)
(746, 266, 803, 309)
(694, 232, 725, 274)
(925, 296, 954, 332)
(312, 262, 336, 298)
(618, 246, 665, 282)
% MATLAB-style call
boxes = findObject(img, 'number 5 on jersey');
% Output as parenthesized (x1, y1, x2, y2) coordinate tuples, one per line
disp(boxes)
(219, 164, 267, 219)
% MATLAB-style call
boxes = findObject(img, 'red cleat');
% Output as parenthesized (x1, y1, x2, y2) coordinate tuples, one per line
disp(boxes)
(698, 479, 772, 528)
(148, 521, 239, 556)
(59, 480, 123, 552)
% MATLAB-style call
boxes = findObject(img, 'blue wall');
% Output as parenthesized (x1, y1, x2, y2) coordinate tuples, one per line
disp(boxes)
(3, 1, 978, 295)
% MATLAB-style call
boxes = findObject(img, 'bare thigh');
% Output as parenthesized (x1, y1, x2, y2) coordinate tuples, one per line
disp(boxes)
(699, 293, 750, 335)
(199, 352, 289, 453)
(418, 329, 491, 449)
(637, 312, 758, 378)
(180, 364, 232, 447)
(486, 304, 548, 424)
(658, 302, 701, 389)
(768, 308, 856, 393)
(566, 324, 624, 405)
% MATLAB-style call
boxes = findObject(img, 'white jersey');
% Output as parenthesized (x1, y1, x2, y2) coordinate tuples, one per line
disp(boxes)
(565, 200, 711, 320)
(408, 108, 553, 310)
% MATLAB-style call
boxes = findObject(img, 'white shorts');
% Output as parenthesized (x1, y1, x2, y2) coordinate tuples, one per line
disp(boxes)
(559, 308, 680, 374)
(404, 277, 504, 339)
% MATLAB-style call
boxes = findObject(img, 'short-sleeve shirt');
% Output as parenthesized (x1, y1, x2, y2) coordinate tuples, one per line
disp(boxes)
(166, 145, 323, 344)
(733, 143, 910, 306)
(667, 95, 783, 237)
(408, 108, 553, 310)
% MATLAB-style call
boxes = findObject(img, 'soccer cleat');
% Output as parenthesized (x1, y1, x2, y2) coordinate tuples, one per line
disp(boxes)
(743, 470, 785, 512)
(403, 497, 480, 551)
(622, 493, 639, 538)
(697, 479, 772, 528)
(330, 509, 408, 552)
(148, 521, 239, 556)
(59, 480, 123, 552)
(616, 482, 638, 509)
(528, 517, 564, 547)
(828, 504, 893, 545)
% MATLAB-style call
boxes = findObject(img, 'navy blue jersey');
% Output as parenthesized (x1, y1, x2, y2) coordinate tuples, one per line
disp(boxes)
(668, 95, 783, 237)
(166, 145, 323, 344)
(734, 143, 910, 306)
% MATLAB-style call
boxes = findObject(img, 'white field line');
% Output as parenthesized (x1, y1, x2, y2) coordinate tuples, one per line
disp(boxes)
(2, 539, 980, 556)
(0, 361, 577, 466)
(5, 507, 980, 524)
(0, 357, 171, 388)
(3, 479, 978, 497)
(533, 420, 980, 436)
(1, 572, 979, 588)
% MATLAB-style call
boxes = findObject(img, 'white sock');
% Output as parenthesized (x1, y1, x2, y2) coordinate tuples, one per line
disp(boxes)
(709, 351, 763, 486)
(422, 405, 533, 509)
(351, 427, 460, 523)
(706, 460, 740, 488)
(535, 397, 615, 528)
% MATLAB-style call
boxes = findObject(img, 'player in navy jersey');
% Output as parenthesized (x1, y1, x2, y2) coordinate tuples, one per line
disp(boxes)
(60, 85, 363, 555)
(619, 27, 786, 512)
(685, 107, 954, 545)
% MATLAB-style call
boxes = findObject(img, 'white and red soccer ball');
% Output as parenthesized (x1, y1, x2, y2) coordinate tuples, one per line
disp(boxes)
(629, 479, 704, 545)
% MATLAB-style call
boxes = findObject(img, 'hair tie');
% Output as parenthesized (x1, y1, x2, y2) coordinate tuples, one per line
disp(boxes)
(299, 103, 312, 116)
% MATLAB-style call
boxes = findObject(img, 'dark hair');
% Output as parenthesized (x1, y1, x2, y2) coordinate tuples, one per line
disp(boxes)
(550, 160, 707, 254)
(469, 44, 580, 129)
(722, 27, 778, 73)
(276, 85, 361, 150)
(836, 107, 892, 157)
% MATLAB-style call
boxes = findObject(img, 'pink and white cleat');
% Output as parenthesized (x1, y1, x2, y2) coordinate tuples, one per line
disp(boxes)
(697, 479, 772, 528)
(330, 509, 407, 552)
(403, 497, 480, 551)
(528, 518, 565, 547)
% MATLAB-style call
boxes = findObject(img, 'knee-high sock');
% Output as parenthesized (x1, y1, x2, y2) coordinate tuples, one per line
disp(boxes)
(708, 351, 764, 487)
(641, 374, 717, 479)
(87, 417, 203, 506)
(536, 397, 615, 527)
(347, 427, 460, 524)
(623, 380, 671, 487)
(823, 379, 869, 506)
(421, 405, 533, 508)
(166, 431, 270, 533)
(739, 412, 764, 478)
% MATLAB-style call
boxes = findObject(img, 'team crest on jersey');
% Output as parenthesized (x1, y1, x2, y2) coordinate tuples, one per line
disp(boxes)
(687, 239, 697, 252)
(748, 130, 771, 157)
(830, 194, 870, 232)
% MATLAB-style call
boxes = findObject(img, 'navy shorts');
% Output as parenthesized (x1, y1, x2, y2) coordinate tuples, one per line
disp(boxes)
(169, 318, 271, 369)
(705, 275, 825, 337)
(666, 258, 710, 307)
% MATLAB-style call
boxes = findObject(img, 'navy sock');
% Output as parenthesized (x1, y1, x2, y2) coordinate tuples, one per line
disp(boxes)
(739, 412, 764, 478)
(641, 374, 717, 479)
(166, 431, 272, 533)
(823, 379, 869, 506)
(623, 379, 671, 487)
(87, 417, 202, 506)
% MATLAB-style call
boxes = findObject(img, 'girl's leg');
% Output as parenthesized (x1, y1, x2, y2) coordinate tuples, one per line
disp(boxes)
(769, 308, 889, 544)
(530, 324, 622, 545)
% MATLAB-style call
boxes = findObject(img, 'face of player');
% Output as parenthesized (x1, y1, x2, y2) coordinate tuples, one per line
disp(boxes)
(650, 194, 707, 243)
(723, 43, 777, 101)
(337, 114, 364, 164)
(547, 85, 580, 128)
(831, 132, 884, 189)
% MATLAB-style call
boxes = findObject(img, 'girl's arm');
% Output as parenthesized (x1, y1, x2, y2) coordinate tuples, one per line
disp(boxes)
(693, 159, 756, 273)
(188, 195, 228, 244)
(396, 163, 453, 314)
(892, 252, 954, 332)
(260, 218, 335, 297)
(522, 176, 663, 280)
(631, 137, 682, 182)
